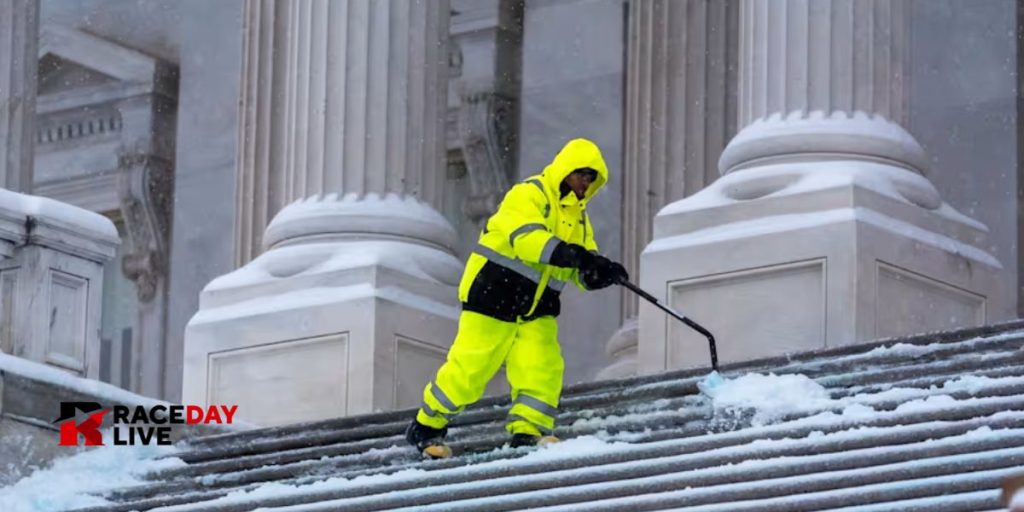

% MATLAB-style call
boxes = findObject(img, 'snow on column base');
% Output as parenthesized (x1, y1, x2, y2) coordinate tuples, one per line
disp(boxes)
(637, 159, 1010, 375)
(718, 111, 931, 177)
(182, 194, 463, 427)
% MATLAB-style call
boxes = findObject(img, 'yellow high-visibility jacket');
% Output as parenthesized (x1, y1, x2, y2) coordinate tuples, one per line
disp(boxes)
(458, 138, 609, 322)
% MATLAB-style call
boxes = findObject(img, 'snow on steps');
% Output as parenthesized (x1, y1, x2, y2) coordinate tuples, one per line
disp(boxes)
(71, 320, 1024, 511)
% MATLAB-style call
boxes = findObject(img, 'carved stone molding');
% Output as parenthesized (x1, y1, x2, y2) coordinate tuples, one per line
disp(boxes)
(117, 151, 174, 303)
(457, 89, 517, 225)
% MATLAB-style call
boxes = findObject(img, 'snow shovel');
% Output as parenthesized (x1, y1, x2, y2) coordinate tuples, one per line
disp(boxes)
(617, 278, 725, 395)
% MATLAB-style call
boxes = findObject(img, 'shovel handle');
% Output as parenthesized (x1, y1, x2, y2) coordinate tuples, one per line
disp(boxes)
(618, 278, 719, 370)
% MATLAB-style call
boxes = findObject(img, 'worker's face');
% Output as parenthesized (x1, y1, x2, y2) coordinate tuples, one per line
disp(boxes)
(564, 169, 597, 199)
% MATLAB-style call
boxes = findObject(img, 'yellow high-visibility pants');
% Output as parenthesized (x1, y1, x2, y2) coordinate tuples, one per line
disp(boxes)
(417, 310, 564, 436)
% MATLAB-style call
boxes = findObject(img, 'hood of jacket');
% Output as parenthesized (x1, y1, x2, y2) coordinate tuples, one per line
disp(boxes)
(539, 138, 609, 205)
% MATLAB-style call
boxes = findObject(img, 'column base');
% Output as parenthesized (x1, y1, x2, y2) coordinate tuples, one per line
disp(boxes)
(595, 317, 639, 380)
(182, 195, 472, 426)
(638, 160, 1010, 373)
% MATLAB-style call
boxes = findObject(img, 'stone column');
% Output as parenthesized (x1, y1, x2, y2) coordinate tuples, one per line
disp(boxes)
(605, 0, 737, 378)
(639, 0, 1010, 373)
(0, 0, 39, 192)
(186, 0, 462, 426)
(622, 0, 737, 318)
(233, 0, 280, 267)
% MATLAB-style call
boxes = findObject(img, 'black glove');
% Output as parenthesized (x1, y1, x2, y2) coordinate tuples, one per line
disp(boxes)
(548, 242, 597, 270)
(581, 258, 629, 290)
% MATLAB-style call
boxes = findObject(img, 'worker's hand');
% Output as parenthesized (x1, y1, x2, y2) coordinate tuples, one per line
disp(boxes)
(582, 258, 629, 289)
(606, 261, 629, 284)
(549, 242, 597, 270)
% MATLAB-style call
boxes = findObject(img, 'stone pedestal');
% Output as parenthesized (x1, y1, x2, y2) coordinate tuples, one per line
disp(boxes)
(638, 0, 1010, 373)
(602, 0, 737, 379)
(185, 0, 461, 426)
(595, 317, 638, 381)
(0, 189, 118, 377)
(183, 195, 461, 425)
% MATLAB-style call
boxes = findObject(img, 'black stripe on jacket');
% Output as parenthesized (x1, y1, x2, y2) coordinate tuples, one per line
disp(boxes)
(461, 260, 560, 322)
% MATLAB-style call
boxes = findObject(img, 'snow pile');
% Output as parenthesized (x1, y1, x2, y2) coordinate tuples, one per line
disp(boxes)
(709, 373, 834, 426)
(705, 371, 1015, 428)
(0, 434, 184, 512)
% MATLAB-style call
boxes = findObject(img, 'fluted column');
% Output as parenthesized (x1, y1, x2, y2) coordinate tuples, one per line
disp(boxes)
(720, 0, 926, 175)
(638, 0, 1009, 374)
(609, 0, 736, 379)
(279, 0, 447, 206)
(0, 0, 39, 193)
(234, 0, 450, 264)
(234, 0, 279, 267)
(621, 0, 737, 319)
(189, 0, 461, 426)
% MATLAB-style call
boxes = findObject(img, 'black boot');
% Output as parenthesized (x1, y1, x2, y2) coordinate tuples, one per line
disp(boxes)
(405, 420, 451, 458)
(509, 433, 539, 448)
(510, 433, 560, 448)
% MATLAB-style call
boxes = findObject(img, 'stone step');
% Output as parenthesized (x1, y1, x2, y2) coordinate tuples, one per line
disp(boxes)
(73, 398, 1024, 512)
(66, 322, 1024, 512)
(227, 438, 1024, 512)
(139, 375, 1024, 497)
(170, 321, 1024, 456)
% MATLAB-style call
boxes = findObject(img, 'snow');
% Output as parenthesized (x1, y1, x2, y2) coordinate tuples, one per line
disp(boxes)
(648, 153, 998, 268)
(862, 341, 946, 358)
(0, 353, 166, 410)
(0, 432, 184, 512)
(708, 373, 832, 426)
(661, 159, 932, 215)
(9, 357, 1024, 511)
(274, 424, 1024, 512)
(704, 370, 1024, 428)
(204, 240, 462, 295)
(795, 330, 1024, 370)
(263, 192, 459, 251)
(192, 282, 460, 325)
(155, 373, 1024, 511)
(0, 188, 118, 241)
(269, 192, 453, 235)
(1012, 487, 1024, 509)
(193, 239, 463, 323)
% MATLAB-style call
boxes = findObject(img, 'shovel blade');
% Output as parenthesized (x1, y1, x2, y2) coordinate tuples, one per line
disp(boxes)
(697, 370, 725, 397)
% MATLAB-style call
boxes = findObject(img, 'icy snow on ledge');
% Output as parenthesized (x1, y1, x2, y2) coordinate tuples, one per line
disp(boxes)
(0, 188, 118, 241)
(0, 432, 184, 512)
(0, 353, 166, 410)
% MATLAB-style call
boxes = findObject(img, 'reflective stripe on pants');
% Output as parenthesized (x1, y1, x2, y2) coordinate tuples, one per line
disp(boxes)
(416, 310, 564, 437)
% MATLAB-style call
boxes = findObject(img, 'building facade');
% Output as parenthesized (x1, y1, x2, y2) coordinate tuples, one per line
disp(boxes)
(2, 0, 1019, 426)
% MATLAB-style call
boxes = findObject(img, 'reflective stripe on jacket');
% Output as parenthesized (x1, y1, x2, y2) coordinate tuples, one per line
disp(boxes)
(458, 138, 609, 321)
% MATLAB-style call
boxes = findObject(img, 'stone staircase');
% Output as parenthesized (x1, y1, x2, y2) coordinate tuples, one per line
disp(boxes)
(72, 320, 1024, 511)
